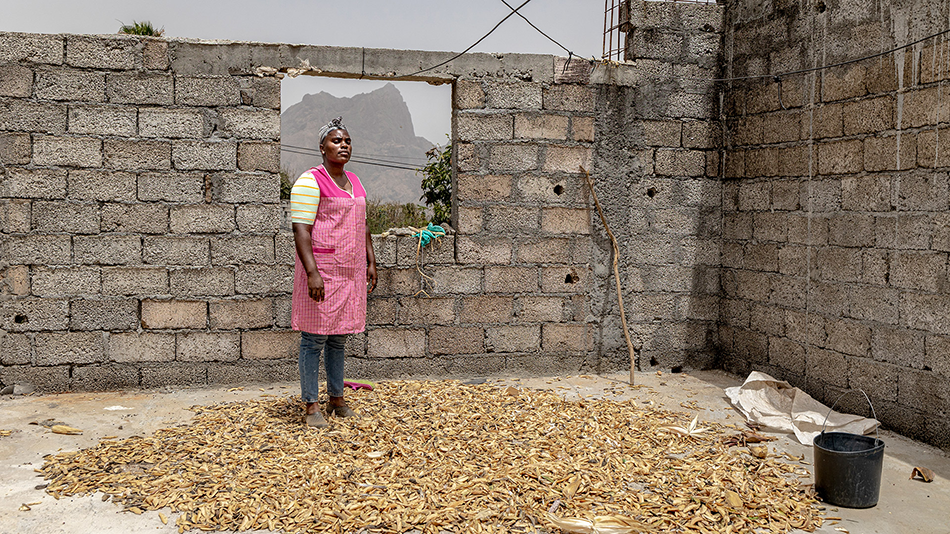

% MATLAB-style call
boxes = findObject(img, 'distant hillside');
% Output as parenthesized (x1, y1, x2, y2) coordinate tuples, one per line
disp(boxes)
(281, 83, 436, 204)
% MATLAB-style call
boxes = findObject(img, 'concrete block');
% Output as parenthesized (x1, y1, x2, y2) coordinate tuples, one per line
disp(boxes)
(143, 236, 208, 266)
(483, 205, 539, 235)
(454, 80, 485, 109)
(737, 181, 770, 211)
(175, 76, 242, 106)
(768, 336, 806, 375)
(750, 303, 785, 336)
(397, 297, 455, 325)
(456, 113, 513, 141)
(864, 135, 915, 172)
(0, 332, 32, 365)
(66, 35, 137, 69)
(34, 331, 105, 366)
(207, 359, 298, 385)
(542, 323, 592, 352)
(172, 140, 237, 171)
(484, 81, 541, 109)
(455, 142, 480, 173)
(827, 213, 875, 248)
(31, 267, 100, 297)
(367, 328, 425, 358)
(137, 172, 205, 202)
(0, 32, 64, 64)
(916, 128, 950, 169)
(455, 206, 483, 234)
(32, 135, 101, 167)
(429, 326, 483, 355)
(514, 174, 574, 205)
(543, 84, 595, 112)
(69, 170, 137, 201)
(176, 332, 240, 362)
(897, 170, 949, 212)
(935, 213, 950, 252)
(817, 139, 863, 175)
(101, 267, 168, 296)
(234, 264, 293, 294)
(821, 65, 866, 102)
(100, 203, 168, 234)
(141, 362, 209, 388)
(2, 168, 66, 200)
(211, 172, 279, 203)
(109, 333, 175, 363)
(458, 295, 512, 324)
(847, 285, 898, 325)
(33, 68, 104, 102)
(900, 292, 950, 336)
(841, 174, 892, 212)
(484, 266, 538, 293)
(139, 108, 205, 138)
(0, 99, 67, 134)
(373, 268, 421, 297)
(71, 364, 141, 391)
(889, 214, 932, 250)
(890, 251, 946, 292)
(847, 358, 898, 402)
(0, 65, 32, 97)
(541, 265, 589, 294)
(169, 204, 235, 234)
(235, 204, 281, 233)
(170, 267, 235, 297)
(543, 145, 592, 173)
(0, 132, 31, 165)
(30, 200, 99, 234)
(74, 235, 142, 265)
(366, 297, 397, 325)
(1, 297, 68, 332)
(417, 235, 454, 265)
(814, 246, 862, 282)
(3, 235, 69, 265)
(70, 298, 138, 331)
(901, 85, 950, 128)
(871, 324, 924, 369)
(141, 299, 207, 329)
(824, 318, 871, 357)
(805, 347, 850, 388)
(244, 76, 281, 109)
(485, 324, 540, 353)
(219, 108, 280, 140)
(209, 298, 273, 329)
(541, 207, 590, 234)
(103, 139, 172, 171)
(456, 235, 512, 264)
(67, 104, 137, 136)
(1, 265, 30, 296)
(488, 144, 539, 172)
(898, 369, 950, 418)
(275, 231, 295, 265)
(106, 72, 174, 105)
(655, 149, 705, 177)
(572, 116, 594, 142)
(238, 141, 280, 172)
(428, 266, 482, 295)
(241, 330, 300, 360)
(0, 364, 70, 392)
(210, 236, 275, 265)
(925, 335, 950, 379)
(843, 96, 894, 135)
(513, 113, 568, 140)
(516, 295, 564, 322)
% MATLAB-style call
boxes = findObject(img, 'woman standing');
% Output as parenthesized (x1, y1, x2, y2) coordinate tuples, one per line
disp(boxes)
(290, 117, 377, 428)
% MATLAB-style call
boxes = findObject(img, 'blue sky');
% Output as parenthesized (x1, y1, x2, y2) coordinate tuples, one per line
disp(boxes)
(3, 0, 604, 144)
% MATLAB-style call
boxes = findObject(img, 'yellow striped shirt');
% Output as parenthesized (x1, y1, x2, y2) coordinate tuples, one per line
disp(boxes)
(290, 170, 320, 225)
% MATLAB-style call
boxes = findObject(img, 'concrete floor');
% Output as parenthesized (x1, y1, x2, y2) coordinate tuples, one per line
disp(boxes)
(0, 370, 947, 534)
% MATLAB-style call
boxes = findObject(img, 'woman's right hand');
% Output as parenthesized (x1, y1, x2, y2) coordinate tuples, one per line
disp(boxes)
(307, 271, 325, 302)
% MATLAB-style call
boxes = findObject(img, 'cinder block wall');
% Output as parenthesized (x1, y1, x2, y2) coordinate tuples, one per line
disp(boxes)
(598, 1, 724, 370)
(0, 30, 724, 391)
(720, 0, 950, 448)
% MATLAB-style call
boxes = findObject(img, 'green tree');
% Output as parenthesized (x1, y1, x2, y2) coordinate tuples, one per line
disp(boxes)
(417, 142, 451, 226)
(118, 21, 164, 37)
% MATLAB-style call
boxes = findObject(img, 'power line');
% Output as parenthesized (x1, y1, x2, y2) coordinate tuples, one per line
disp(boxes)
(498, 0, 576, 57)
(404, 0, 535, 77)
(280, 144, 427, 166)
(280, 146, 422, 171)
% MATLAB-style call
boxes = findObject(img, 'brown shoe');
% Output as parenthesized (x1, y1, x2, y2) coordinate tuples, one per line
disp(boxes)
(328, 404, 357, 418)
(305, 411, 328, 428)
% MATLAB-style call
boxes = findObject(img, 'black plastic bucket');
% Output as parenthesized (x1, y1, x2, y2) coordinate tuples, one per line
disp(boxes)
(812, 390, 885, 508)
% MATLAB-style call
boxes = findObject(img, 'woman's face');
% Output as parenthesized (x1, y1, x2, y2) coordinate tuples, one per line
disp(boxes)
(321, 129, 351, 165)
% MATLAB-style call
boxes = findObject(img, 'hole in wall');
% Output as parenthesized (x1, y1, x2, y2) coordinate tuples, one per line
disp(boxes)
(649, 356, 658, 366)
(816, 0, 826, 12)
(646, 187, 657, 198)
(280, 76, 451, 232)
(671, 366, 682, 373)
(14, 314, 28, 324)
(564, 270, 579, 284)
(553, 184, 564, 196)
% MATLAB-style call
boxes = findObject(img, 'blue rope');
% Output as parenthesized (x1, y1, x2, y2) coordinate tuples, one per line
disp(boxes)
(412, 223, 446, 248)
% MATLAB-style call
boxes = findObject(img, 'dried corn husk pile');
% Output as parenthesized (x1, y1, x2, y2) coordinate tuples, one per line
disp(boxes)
(41, 380, 821, 533)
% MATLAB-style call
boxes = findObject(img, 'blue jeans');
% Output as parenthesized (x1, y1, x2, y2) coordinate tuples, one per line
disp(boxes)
(299, 332, 346, 403)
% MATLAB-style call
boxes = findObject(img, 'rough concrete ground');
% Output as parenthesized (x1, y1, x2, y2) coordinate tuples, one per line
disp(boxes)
(0, 370, 947, 534)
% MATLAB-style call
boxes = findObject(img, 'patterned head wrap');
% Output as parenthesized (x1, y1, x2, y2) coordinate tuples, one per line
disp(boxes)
(318, 116, 347, 145)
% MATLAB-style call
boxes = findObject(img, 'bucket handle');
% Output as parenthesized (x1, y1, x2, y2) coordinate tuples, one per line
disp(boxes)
(820, 388, 879, 436)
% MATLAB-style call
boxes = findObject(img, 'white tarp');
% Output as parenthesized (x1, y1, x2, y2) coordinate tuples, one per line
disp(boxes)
(724, 371, 880, 445)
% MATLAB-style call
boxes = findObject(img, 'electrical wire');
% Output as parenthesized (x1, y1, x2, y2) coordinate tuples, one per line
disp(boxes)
(498, 0, 576, 57)
(280, 144, 427, 166)
(404, 0, 535, 77)
(279, 146, 422, 171)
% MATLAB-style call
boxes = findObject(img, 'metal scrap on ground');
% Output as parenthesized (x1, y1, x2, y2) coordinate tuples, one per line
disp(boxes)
(40, 380, 822, 533)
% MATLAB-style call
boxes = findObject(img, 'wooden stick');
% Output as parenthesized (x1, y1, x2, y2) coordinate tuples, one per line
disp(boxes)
(581, 166, 637, 384)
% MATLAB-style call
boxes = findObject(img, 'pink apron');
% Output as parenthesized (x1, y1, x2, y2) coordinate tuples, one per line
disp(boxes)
(291, 165, 367, 335)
